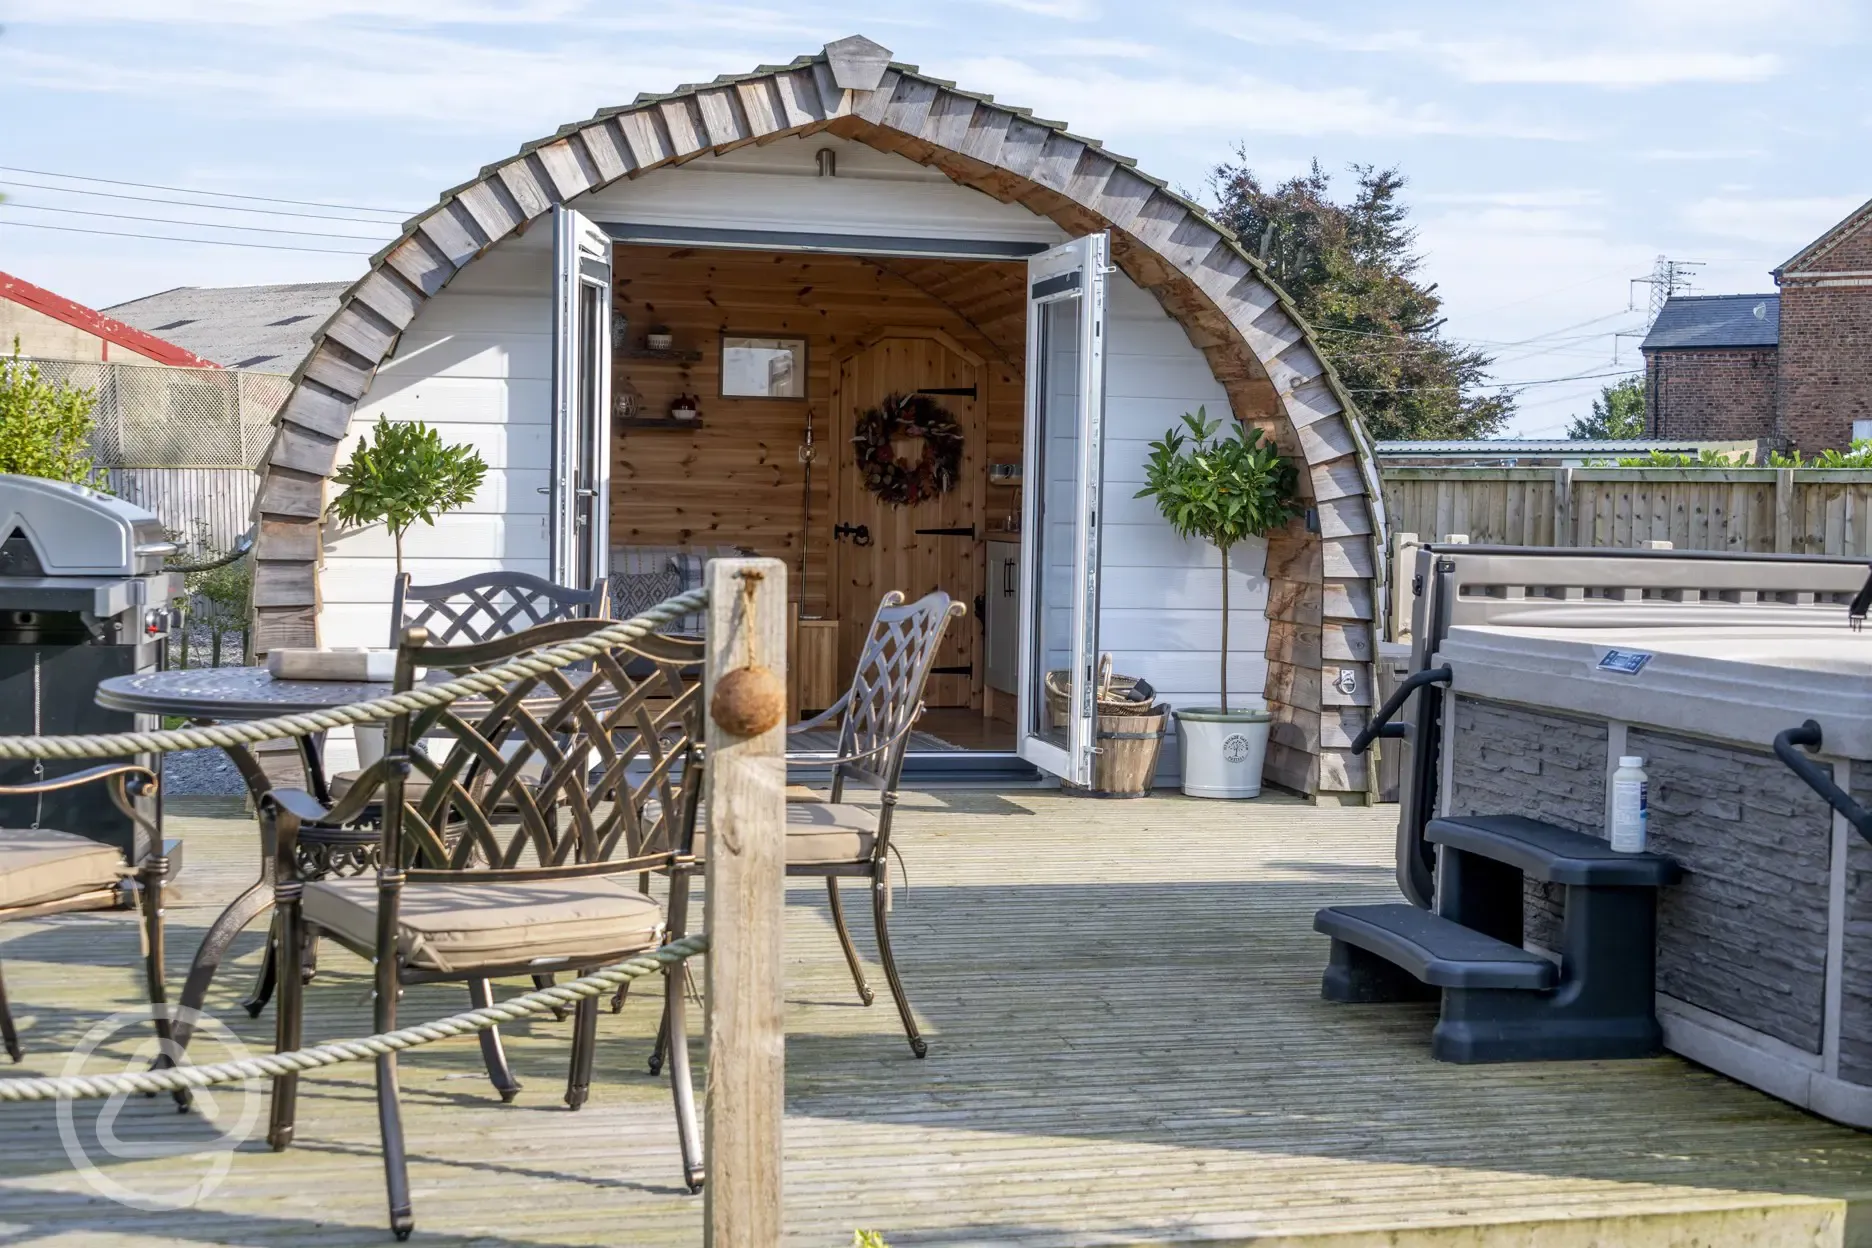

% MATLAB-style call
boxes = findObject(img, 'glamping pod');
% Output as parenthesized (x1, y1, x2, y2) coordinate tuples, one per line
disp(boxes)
(250, 36, 1385, 801)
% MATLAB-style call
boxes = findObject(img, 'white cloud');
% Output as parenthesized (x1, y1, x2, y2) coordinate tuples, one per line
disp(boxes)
(1439, 45, 1777, 87)
(1681, 194, 1864, 247)
(1638, 147, 1769, 161)
(1416, 189, 1607, 209)
(948, 56, 1577, 141)
(0, 30, 773, 129)
(971, 0, 1100, 16)
(1195, 4, 1804, 87)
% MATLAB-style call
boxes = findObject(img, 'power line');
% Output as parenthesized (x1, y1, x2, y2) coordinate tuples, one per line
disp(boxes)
(0, 165, 414, 217)
(1345, 367, 1635, 395)
(0, 177, 409, 225)
(0, 218, 377, 256)
(0, 199, 392, 242)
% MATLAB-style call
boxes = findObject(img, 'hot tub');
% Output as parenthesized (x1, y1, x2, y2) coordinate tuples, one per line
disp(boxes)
(1393, 546, 1872, 1127)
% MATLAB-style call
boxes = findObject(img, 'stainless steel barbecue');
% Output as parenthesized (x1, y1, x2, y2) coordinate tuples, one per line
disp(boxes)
(0, 473, 181, 861)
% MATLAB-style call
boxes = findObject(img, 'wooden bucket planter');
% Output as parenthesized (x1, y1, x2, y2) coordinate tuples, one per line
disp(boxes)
(1045, 659, 1167, 799)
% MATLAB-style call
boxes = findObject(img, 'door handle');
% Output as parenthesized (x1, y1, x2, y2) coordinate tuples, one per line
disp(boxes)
(834, 522, 872, 547)
(1003, 560, 1015, 595)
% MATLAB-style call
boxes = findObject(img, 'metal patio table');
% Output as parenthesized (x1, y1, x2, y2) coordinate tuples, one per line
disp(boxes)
(94, 665, 596, 1050)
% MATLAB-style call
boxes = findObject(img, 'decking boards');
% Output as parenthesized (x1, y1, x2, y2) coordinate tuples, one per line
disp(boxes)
(0, 792, 1867, 1244)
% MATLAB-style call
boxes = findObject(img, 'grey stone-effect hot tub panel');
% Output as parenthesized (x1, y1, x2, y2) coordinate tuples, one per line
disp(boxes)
(1444, 699, 1605, 953)
(1630, 727, 1832, 1054)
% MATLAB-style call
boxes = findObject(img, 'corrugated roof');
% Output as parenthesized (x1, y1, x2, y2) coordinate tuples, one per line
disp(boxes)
(104, 281, 352, 373)
(1378, 439, 1712, 456)
(1640, 293, 1779, 351)
(0, 269, 221, 368)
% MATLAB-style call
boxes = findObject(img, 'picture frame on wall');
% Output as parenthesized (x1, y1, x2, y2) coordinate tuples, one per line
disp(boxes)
(721, 334, 807, 399)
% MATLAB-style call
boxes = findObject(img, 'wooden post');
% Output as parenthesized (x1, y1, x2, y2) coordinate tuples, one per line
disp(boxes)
(1389, 531, 1419, 645)
(1553, 467, 1574, 548)
(1774, 467, 1796, 554)
(703, 557, 787, 1248)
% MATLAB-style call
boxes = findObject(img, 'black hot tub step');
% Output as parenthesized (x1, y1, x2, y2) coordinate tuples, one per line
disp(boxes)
(1315, 904, 1558, 992)
(1427, 815, 1681, 887)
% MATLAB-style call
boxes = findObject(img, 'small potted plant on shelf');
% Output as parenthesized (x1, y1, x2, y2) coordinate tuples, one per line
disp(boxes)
(644, 326, 674, 352)
(1135, 406, 1299, 799)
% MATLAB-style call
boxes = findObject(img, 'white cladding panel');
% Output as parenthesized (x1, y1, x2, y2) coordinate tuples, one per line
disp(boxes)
(318, 227, 554, 651)
(1097, 273, 1269, 718)
(571, 135, 1069, 245)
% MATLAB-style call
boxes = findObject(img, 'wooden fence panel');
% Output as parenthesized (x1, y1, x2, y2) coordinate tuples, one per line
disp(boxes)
(106, 467, 258, 555)
(1381, 467, 1872, 560)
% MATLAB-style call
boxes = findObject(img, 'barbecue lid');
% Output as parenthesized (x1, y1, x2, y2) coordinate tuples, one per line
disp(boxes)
(0, 474, 176, 578)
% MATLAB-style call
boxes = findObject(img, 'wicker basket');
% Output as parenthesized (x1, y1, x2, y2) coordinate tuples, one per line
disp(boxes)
(1044, 656, 1167, 799)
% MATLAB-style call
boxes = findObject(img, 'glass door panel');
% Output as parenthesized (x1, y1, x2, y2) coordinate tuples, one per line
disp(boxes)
(1016, 233, 1108, 785)
(550, 204, 612, 593)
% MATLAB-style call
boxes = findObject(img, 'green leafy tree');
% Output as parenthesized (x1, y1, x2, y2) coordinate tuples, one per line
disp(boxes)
(1209, 158, 1511, 441)
(1135, 407, 1300, 711)
(329, 417, 488, 580)
(0, 344, 101, 485)
(1567, 375, 1646, 440)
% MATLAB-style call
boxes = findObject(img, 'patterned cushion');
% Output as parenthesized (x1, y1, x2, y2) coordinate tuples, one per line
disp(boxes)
(610, 569, 683, 626)
(609, 545, 751, 635)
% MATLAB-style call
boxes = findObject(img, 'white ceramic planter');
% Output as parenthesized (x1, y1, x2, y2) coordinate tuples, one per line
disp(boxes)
(354, 724, 386, 770)
(1174, 707, 1272, 799)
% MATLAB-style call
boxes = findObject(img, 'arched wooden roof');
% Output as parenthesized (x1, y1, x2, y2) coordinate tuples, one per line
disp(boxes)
(253, 38, 1387, 801)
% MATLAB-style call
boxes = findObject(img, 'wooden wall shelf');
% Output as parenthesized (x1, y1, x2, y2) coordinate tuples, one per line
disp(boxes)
(621, 348, 704, 363)
(617, 416, 705, 431)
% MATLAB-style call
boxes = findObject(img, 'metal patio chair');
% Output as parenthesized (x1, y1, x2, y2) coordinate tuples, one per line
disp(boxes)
(0, 765, 172, 1086)
(249, 571, 613, 1019)
(647, 588, 963, 1065)
(261, 618, 706, 1238)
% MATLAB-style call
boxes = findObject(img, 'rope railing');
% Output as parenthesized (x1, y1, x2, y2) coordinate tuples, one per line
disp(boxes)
(0, 934, 707, 1103)
(0, 589, 709, 761)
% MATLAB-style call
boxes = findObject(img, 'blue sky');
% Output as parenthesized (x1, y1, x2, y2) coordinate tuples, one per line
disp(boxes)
(1, 0, 1867, 436)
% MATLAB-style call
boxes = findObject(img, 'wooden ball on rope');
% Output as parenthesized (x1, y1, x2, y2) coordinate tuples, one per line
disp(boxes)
(710, 664, 786, 736)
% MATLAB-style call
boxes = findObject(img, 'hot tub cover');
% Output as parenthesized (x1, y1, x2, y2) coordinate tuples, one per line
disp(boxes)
(1439, 624, 1872, 758)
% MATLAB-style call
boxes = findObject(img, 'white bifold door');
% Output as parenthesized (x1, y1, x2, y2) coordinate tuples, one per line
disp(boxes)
(550, 205, 612, 592)
(1016, 232, 1109, 786)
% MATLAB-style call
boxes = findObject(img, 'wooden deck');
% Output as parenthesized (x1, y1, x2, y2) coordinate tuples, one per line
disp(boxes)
(5, 790, 1872, 1245)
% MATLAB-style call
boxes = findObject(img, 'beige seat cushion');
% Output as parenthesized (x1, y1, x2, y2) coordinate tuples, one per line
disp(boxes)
(302, 875, 663, 974)
(0, 828, 124, 910)
(688, 802, 877, 866)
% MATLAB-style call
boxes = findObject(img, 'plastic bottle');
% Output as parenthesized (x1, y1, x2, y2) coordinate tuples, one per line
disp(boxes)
(1610, 756, 1649, 853)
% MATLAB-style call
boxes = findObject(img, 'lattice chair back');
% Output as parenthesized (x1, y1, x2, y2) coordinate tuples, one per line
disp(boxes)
(329, 618, 704, 874)
(390, 571, 611, 648)
(831, 589, 967, 798)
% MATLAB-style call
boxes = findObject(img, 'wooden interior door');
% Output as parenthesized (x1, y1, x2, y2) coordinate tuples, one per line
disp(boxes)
(835, 332, 983, 708)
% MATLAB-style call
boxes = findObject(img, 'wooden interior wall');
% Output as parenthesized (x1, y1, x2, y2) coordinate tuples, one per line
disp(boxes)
(607, 244, 1025, 616)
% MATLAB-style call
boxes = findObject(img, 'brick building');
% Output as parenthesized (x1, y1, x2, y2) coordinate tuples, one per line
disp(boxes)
(1775, 198, 1872, 451)
(1641, 294, 1779, 441)
(1640, 195, 1872, 452)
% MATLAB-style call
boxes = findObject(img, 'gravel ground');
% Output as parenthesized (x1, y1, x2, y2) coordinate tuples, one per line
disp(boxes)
(161, 747, 248, 796)
(157, 626, 255, 797)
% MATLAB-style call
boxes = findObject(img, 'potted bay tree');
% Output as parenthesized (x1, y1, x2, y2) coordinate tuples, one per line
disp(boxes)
(329, 416, 488, 583)
(1136, 407, 1299, 799)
